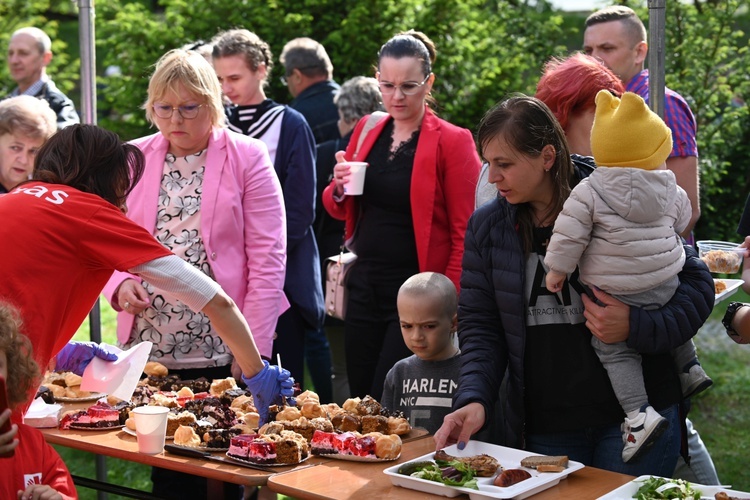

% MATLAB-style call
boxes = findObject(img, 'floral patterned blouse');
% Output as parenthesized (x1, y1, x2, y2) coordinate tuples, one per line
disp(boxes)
(125, 150, 232, 369)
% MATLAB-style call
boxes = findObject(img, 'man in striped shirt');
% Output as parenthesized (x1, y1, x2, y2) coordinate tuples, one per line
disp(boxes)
(583, 5, 699, 239)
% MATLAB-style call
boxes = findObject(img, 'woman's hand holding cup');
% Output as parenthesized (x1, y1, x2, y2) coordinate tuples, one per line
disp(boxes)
(332, 151, 350, 197)
(333, 151, 368, 197)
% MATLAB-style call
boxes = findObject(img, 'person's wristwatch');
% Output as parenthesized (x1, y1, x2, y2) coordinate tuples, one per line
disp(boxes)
(722, 301, 749, 344)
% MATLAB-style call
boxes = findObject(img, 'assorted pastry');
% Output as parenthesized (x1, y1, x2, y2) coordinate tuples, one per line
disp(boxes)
(55, 361, 411, 461)
(39, 371, 96, 401)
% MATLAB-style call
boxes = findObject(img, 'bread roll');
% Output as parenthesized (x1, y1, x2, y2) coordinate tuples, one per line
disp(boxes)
(64, 372, 83, 387)
(143, 361, 168, 377)
(374, 433, 402, 459)
(301, 401, 326, 419)
(342, 397, 361, 413)
(209, 377, 237, 396)
(44, 384, 66, 398)
(296, 390, 320, 406)
(242, 412, 260, 429)
(386, 416, 411, 435)
(275, 406, 302, 421)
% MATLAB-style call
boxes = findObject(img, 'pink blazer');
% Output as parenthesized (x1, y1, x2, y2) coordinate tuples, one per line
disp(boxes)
(322, 109, 480, 291)
(102, 127, 289, 358)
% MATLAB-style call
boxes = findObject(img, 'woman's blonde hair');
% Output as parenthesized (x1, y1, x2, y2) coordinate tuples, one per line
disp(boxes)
(143, 49, 225, 127)
(0, 302, 40, 409)
(0, 95, 57, 139)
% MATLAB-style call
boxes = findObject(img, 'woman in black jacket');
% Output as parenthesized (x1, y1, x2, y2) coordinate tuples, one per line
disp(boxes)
(434, 95, 713, 477)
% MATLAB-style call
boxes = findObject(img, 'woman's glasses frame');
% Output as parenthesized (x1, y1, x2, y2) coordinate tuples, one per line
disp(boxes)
(152, 103, 205, 120)
(378, 73, 432, 96)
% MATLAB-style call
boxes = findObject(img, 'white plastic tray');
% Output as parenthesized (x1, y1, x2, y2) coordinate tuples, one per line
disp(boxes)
(596, 475, 750, 499)
(715, 278, 744, 304)
(383, 441, 584, 499)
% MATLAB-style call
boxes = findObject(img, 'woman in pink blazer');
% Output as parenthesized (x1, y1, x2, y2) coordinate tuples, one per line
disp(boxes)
(102, 48, 287, 499)
(322, 31, 480, 400)
(103, 49, 287, 375)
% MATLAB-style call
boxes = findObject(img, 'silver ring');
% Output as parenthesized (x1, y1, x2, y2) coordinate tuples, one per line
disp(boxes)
(124, 301, 130, 309)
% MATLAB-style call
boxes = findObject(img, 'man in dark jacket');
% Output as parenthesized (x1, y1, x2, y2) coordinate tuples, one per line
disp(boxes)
(280, 37, 340, 144)
(6, 27, 79, 129)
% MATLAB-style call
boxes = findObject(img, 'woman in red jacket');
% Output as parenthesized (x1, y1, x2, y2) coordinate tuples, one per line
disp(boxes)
(322, 30, 480, 400)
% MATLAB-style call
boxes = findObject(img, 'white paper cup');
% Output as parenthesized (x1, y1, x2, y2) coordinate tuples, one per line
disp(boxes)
(132, 406, 169, 454)
(343, 162, 368, 196)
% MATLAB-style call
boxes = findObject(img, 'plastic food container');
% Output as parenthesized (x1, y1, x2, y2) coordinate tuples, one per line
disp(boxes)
(696, 240, 744, 274)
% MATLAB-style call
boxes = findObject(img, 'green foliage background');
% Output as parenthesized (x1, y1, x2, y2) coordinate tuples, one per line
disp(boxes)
(2, 1, 748, 242)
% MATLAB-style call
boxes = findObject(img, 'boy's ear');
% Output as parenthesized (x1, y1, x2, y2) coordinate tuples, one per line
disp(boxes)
(451, 313, 458, 333)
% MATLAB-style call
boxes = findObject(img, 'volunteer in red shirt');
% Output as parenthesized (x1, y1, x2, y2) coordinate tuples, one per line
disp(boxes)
(0, 124, 293, 429)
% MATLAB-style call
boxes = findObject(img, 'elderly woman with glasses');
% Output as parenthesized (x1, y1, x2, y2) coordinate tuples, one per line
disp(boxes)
(102, 48, 288, 497)
(322, 30, 481, 400)
(105, 47, 287, 373)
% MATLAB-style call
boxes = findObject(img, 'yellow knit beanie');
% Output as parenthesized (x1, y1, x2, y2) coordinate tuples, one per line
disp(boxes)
(590, 90, 672, 170)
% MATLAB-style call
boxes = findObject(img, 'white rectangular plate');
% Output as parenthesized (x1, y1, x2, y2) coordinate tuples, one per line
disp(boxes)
(597, 475, 750, 499)
(715, 278, 744, 303)
(383, 441, 584, 499)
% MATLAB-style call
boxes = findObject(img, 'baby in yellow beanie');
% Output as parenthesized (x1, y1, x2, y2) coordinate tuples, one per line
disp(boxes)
(544, 90, 709, 464)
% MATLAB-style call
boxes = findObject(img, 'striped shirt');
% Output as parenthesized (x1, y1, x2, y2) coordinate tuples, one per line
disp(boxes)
(626, 69, 698, 158)
(226, 100, 285, 164)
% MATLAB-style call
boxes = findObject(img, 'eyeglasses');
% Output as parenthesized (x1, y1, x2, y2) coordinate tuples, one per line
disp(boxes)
(152, 103, 204, 120)
(378, 73, 432, 96)
(280, 65, 322, 86)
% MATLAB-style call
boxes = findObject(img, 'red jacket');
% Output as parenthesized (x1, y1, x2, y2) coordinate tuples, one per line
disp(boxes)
(322, 108, 480, 290)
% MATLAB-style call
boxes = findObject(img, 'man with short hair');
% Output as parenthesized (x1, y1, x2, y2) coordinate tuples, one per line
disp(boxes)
(6, 27, 79, 129)
(280, 37, 340, 144)
(583, 6, 699, 237)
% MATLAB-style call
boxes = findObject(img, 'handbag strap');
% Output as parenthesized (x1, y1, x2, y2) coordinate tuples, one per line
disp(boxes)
(338, 111, 387, 254)
(353, 111, 387, 160)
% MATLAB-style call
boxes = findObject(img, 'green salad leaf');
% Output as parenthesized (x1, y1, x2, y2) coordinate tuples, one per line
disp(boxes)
(633, 477, 702, 499)
(403, 459, 479, 490)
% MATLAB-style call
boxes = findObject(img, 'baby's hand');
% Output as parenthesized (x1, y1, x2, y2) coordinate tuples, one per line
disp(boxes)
(545, 271, 565, 293)
(17, 484, 63, 500)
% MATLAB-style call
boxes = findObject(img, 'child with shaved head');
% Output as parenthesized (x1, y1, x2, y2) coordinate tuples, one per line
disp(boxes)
(381, 272, 460, 433)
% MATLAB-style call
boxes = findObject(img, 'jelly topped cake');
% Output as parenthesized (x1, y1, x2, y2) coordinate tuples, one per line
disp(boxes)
(247, 437, 277, 464)
(227, 433, 258, 458)
(309, 430, 401, 460)
(59, 401, 121, 429)
(228, 430, 308, 464)
(310, 429, 337, 455)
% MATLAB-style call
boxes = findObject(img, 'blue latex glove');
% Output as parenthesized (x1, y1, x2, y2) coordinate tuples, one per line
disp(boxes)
(242, 361, 295, 425)
(55, 341, 118, 376)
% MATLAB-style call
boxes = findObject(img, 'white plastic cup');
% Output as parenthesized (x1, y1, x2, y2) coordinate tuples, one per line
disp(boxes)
(343, 162, 368, 196)
(132, 406, 169, 454)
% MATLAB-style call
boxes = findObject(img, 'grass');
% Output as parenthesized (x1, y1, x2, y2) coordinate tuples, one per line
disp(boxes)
(59, 292, 750, 497)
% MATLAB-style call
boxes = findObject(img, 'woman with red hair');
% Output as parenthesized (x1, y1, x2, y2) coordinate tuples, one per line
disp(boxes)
(535, 53, 624, 156)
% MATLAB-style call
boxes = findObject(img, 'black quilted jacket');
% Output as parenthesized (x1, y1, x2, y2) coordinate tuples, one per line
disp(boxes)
(454, 157, 714, 448)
